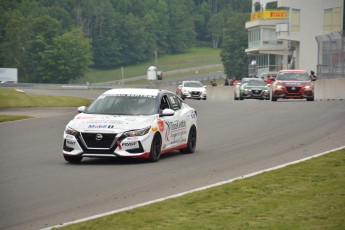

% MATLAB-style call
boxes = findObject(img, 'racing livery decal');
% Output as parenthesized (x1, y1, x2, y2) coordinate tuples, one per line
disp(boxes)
(157, 119, 164, 132)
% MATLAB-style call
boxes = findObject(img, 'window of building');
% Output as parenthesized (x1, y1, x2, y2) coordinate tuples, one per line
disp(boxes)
(291, 8, 300, 32)
(262, 28, 276, 45)
(248, 28, 260, 48)
(324, 7, 342, 32)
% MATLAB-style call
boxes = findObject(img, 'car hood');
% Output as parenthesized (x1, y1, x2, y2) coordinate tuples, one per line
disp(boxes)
(184, 87, 204, 91)
(243, 85, 268, 89)
(68, 113, 156, 133)
(276, 80, 310, 87)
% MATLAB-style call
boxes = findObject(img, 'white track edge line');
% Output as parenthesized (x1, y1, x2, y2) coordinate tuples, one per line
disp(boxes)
(42, 146, 345, 230)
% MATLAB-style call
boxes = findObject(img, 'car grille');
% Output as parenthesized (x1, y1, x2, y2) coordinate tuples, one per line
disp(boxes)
(80, 133, 117, 149)
(251, 90, 262, 95)
(286, 87, 301, 94)
(191, 91, 201, 96)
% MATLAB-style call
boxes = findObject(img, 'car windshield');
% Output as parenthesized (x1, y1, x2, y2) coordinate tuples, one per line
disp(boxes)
(184, 82, 203, 87)
(276, 72, 310, 81)
(245, 80, 267, 86)
(86, 95, 157, 115)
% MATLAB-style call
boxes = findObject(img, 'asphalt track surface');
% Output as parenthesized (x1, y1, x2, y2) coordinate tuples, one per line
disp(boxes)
(1, 89, 345, 230)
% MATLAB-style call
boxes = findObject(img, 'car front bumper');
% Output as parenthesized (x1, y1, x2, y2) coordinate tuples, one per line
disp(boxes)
(241, 89, 270, 99)
(272, 88, 314, 99)
(63, 132, 152, 159)
(182, 91, 206, 99)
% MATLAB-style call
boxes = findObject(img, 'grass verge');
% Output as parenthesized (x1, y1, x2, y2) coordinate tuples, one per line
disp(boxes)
(57, 148, 345, 230)
(0, 88, 92, 122)
(76, 47, 222, 84)
(0, 88, 92, 107)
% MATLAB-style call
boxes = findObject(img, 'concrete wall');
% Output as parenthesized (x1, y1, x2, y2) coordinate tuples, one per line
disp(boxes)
(314, 78, 345, 100)
(161, 85, 234, 101)
(2, 79, 344, 101)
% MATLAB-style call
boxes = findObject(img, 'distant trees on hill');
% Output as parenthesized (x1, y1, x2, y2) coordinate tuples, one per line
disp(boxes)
(0, 0, 251, 83)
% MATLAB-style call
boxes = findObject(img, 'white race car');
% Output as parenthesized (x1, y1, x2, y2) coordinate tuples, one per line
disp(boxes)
(176, 81, 207, 100)
(62, 88, 197, 163)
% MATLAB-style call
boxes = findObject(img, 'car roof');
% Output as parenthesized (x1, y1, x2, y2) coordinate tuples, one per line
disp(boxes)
(103, 88, 162, 96)
(279, 70, 307, 73)
(242, 78, 263, 81)
(183, 80, 202, 83)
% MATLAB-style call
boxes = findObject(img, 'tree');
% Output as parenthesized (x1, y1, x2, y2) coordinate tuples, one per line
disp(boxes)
(167, 0, 196, 53)
(143, 0, 170, 55)
(88, 0, 122, 69)
(1, 9, 36, 82)
(39, 28, 92, 83)
(207, 12, 224, 48)
(221, 13, 249, 79)
(0, 0, 253, 82)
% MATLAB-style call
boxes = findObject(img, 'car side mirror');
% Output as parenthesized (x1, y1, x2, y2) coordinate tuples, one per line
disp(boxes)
(78, 106, 86, 113)
(311, 78, 316, 81)
(160, 108, 175, 117)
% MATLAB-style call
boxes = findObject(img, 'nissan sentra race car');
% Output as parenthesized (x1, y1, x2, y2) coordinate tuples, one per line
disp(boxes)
(271, 70, 315, 101)
(234, 78, 270, 100)
(176, 81, 207, 100)
(63, 88, 197, 163)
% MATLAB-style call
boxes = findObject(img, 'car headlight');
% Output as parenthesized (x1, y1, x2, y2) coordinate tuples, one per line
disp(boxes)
(124, 126, 151, 137)
(304, 85, 312, 90)
(65, 126, 79, 136)
(274, 84, 284, 90)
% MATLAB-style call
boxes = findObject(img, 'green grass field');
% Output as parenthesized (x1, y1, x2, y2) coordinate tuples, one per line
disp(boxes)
(0, 88, 92, 108)
(0, 88, 92, 122)
(76, 47, 222, 84)
(56, 148, 345, 230)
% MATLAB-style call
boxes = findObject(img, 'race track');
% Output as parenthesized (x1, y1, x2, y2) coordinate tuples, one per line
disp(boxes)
(1, 91, 345, 230)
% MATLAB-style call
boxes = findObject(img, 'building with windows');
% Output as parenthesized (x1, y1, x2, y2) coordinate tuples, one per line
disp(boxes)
(245, 0, 344, 78)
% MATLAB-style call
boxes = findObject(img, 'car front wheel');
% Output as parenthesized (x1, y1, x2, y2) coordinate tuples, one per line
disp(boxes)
(148, 134, 161, 162)
(180, 125, 197, 154)
(234, 93, 238, 100)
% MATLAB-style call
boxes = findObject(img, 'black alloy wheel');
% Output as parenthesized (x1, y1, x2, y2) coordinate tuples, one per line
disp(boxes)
(148, 134, 161, 162)
(180, 125, 197, 154)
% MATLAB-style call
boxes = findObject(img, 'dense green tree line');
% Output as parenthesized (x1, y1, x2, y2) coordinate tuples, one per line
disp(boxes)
(0, 0, 251, 83)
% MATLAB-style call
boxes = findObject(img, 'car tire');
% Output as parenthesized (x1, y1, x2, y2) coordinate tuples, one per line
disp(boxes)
(271, 97, 277, 101)
(180, 125, 197, 154)
(307, 97, 314, 101)
(148, 134, 161, 162)
(64, 154, 82, 163)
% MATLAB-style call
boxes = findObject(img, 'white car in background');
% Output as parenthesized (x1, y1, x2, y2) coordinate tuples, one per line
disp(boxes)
(176, 81, 207, 100)
(63, 88, 197, 163)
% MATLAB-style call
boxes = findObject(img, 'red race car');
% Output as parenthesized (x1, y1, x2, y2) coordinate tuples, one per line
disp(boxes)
(271, 70, 315, 101)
